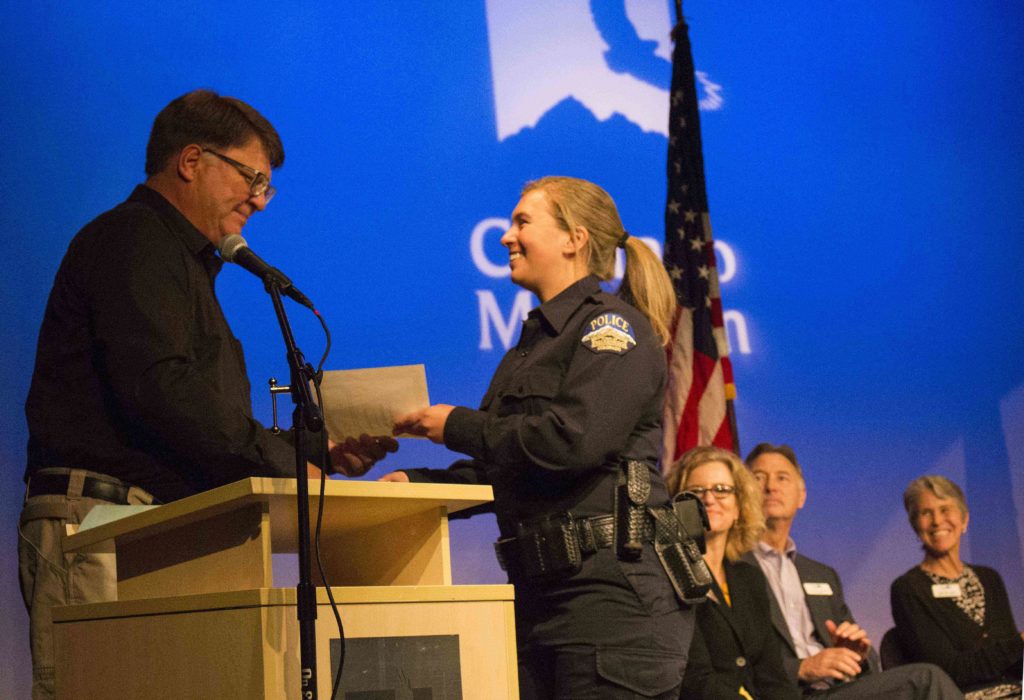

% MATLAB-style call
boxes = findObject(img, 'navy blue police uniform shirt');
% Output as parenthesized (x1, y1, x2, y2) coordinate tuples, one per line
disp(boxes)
(405, 274, 670, 536)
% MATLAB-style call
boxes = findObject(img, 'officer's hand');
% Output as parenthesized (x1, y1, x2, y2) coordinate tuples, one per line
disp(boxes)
(826, 619, 871, 659)
(393, 405, 455, 444)
(378, 471, 410, 483)
(798, 648, 864, 683)
(328, 434, 399, 477)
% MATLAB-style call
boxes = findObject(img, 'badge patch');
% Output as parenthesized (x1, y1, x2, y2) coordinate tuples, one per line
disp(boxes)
(581, 313, 637, 354)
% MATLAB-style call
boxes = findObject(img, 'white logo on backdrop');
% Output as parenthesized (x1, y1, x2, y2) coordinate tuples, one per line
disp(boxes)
(484, 0, 723, 140)
(474, 0, 748, 355)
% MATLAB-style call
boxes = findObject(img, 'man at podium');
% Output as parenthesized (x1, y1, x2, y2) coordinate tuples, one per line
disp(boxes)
(18, 89, 394, 700)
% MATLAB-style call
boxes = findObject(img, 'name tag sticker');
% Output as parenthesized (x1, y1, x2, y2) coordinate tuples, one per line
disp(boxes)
(931, 583, 962, 599)
(802, 582, 834, 596)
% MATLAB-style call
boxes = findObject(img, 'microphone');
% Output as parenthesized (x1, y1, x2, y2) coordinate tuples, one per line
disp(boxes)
(218, 235, 315, 310)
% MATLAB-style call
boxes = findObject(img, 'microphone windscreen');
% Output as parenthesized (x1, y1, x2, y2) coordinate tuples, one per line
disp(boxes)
(218, 234, 249, 262)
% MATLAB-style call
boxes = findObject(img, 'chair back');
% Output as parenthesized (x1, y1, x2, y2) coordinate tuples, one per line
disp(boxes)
(879, 627, 906, 669)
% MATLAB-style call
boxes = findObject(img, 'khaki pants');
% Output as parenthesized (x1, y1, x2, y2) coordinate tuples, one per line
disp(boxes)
(17, 469, 155, 700)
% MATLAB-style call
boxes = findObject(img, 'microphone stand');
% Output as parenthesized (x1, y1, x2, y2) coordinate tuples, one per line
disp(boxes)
(266, 280, 324, 700)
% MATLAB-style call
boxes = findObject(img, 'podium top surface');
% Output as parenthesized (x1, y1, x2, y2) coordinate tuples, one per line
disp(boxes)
(63, 477, 492, 553)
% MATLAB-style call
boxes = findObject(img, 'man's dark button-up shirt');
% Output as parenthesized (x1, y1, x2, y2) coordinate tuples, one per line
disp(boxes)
(25, 185, 296, 502)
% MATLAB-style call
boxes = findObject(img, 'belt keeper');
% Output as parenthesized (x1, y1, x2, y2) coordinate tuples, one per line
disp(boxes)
(577, 518, 597, 554)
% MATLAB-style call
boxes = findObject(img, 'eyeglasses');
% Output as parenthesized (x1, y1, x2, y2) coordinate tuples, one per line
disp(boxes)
(686, 484, 737, 500)
(203, 149, 276, 202)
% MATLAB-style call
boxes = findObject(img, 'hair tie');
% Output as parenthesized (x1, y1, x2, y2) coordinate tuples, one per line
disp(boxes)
(617, 232, 630, 249)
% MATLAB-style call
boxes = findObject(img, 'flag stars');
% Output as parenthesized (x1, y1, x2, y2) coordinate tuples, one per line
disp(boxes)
(689, 238, 704, 251)
(673, 160, 681, 174)
(668, 200, 681, 214)
(684, 210, 698, 222)
(671, 90, 683, 106)
(698, 265, 710, 279)
(668, 265, 683, 281)
(677, 227, 687, 240)
(678, 116, 687, 128)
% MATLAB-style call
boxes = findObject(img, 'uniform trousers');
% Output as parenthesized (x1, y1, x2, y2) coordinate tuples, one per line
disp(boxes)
(18, 468, 156, 700)
(514, 546, 693, 699)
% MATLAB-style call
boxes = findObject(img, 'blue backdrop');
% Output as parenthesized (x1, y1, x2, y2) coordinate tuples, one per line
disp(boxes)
(2, 2, 1022, 695)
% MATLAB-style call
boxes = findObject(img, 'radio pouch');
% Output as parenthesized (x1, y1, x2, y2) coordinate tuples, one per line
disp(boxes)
(615, 459, 650, 561)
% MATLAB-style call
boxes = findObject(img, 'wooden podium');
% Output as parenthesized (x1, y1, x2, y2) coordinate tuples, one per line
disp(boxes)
(54, 477, 518, 699)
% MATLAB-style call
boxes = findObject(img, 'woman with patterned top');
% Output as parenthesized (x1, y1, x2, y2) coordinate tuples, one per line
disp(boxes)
(891, 475, 1023, 699)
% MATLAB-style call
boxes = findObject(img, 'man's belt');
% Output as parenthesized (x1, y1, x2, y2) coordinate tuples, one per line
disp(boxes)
(495, 512, 656, 578)
(27, 473, 131, 504)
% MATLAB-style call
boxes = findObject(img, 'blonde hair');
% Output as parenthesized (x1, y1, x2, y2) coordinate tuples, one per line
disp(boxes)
(903, 475, 968, 531)
(666, 445, 765, 560)
(522, 177, 677, 344)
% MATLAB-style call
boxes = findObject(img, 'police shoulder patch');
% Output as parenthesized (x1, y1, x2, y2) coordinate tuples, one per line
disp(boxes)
(581, 312, 637, 354)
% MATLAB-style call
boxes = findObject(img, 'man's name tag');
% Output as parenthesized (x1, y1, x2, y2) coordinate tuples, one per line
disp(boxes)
(803, 582, 834, 596)
(931, 583, 962, 599)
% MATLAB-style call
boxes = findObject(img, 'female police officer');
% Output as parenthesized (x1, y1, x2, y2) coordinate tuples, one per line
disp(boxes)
(385, 177, 692, 698)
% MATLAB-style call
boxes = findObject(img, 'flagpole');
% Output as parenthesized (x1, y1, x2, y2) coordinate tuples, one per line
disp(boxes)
(662, 4, 741, 463)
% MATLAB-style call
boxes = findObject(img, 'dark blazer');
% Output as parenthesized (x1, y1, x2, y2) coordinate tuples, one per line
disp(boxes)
(741, 550, 881, 687)
(681, 559, 800, 699)
(890, 564, 1023, 691)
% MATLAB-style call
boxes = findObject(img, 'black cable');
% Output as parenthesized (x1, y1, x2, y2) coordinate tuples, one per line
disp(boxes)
(313, 378, 346, 699)
(313, 309, 332, 376)
(305, 306, 345, 697)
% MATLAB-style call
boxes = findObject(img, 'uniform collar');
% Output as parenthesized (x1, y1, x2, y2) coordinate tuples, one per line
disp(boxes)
(129, 184, 222, 275)
(531, 275, 602, 334)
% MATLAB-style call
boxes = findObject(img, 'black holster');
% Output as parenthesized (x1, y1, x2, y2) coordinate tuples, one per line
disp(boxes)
(615, 460, 713, 605)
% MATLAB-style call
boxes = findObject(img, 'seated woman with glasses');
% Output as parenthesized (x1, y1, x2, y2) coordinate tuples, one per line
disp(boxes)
(891, 475, 1023, 699)
(667, 446, 800, 700)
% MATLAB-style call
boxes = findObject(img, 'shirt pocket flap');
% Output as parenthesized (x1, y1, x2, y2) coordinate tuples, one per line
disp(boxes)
(499, 368, 562, 401)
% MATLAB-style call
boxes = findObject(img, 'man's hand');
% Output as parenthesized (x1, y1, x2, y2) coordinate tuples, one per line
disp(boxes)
(798, 648, 864, 683)
(378, 471, 410, 483)
(328, 434, 399, 477)
(826, 619, 871, 659)
(393, 405, 455, 444)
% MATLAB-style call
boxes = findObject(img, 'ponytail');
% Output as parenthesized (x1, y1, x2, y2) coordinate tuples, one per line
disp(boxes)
(619, 236, 677, 345)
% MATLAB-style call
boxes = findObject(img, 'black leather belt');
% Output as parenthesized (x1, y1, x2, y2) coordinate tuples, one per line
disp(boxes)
(28, 473, 132, 504)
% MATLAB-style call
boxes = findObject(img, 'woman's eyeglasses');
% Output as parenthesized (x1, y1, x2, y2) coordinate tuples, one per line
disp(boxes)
(686, 484, 737, 499)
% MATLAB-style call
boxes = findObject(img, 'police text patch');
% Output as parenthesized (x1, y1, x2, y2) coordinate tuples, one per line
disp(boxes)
(581, 313, 637, 354)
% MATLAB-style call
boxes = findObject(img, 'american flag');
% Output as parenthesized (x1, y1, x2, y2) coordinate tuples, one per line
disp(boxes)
(662, 13, 738, 463)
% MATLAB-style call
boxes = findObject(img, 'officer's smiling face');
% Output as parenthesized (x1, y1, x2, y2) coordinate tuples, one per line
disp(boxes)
(501, 189, 574, 301)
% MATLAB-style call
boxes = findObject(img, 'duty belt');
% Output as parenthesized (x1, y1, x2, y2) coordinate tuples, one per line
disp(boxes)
(28, 472, 133, 505)
(494, 512, 656, 577)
